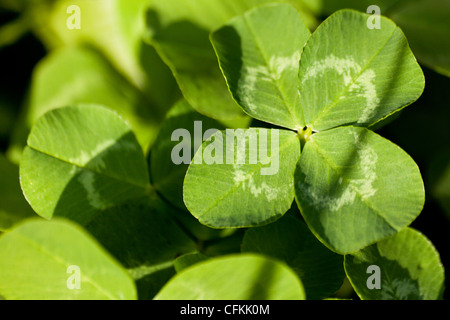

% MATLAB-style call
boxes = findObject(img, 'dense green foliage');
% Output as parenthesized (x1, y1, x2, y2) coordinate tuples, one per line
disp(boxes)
(0, 0, 448, 300)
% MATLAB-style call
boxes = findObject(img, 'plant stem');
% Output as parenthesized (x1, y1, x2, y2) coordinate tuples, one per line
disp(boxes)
(297, 126, 313, 150)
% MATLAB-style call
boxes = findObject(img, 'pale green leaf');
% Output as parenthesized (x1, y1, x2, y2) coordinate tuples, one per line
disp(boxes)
(184, 128, 300, 228)
(345, 228, 445, 300)
(242, 212, 344, 299)
(20, 105, 150, 224)
(295, 126, 424, 254)
(41, 0, 157, 89)
(0, 218, 137, 300)
(211, 3, 311, 130)
(155, 254, 305, 300)
(298, 9, 424, 131)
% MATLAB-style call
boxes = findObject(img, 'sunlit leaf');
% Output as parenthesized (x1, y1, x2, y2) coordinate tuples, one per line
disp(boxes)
(295, 126, 424, 254)
(155, 254, 305, 300)
(0, 218, 137, 300)
(20, 105, 149, 224)
(184, 128, 300, 228)
(211, 3, 311, 129)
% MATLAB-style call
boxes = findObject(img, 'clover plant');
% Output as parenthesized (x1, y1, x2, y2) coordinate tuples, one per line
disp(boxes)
(0, 2, 445, 301)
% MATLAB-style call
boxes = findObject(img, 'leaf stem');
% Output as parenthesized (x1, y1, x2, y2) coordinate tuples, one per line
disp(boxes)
(297, 126, 313, 150)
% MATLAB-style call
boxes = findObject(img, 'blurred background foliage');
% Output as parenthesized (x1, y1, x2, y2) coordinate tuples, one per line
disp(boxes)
(0, 0, 449, 299)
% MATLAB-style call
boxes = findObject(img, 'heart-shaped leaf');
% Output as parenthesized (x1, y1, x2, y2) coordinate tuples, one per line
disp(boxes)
(184, 128, 300, 228)
(298, 9, 424, 131)
(211, 3, 311, 130)
(20, 105, 149, 224)
(0, 218, 136, 300)
(155, 254, 305, 300)
(345, 228, 445, 300)
(295, 126, 424, 254)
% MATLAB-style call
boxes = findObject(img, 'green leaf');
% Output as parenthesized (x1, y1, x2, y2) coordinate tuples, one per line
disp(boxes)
(294, 126, 424, 254)
(211, 3, 310, 130)
(345, 228, 445, 300)
(145, 0, 315, 121)
(389, 0, 450, 77)
(184, 128, 301, 228)
(174, 253, 208, 273)
(155, 254, 305, 300)
(0, 218, 137, 300)
(298, 9, 424, 131)
(242, 212, 344, 300)
(20, 105, 150, 224)
(0, 154, 36, 231)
